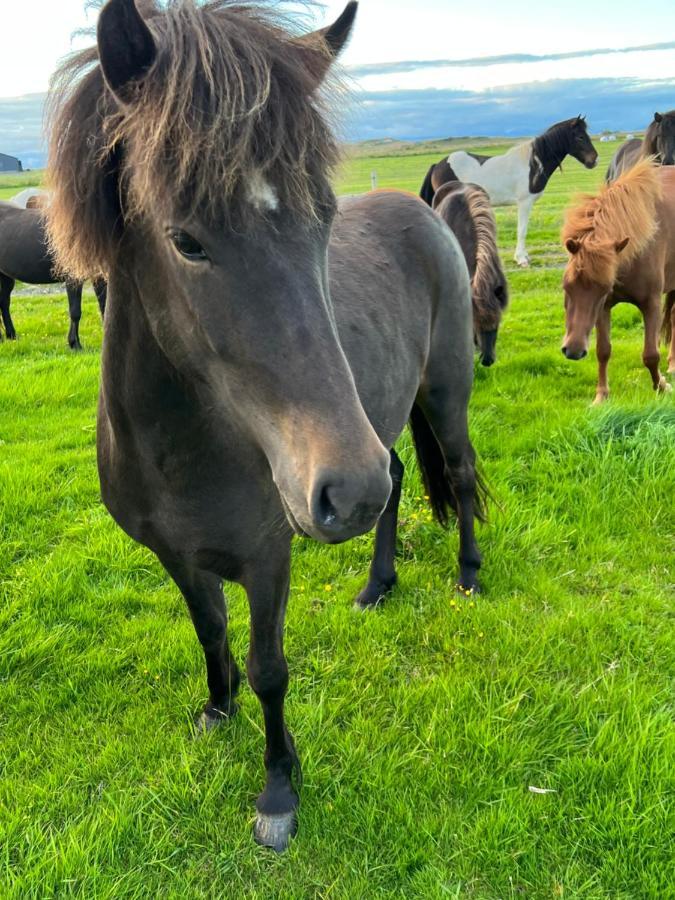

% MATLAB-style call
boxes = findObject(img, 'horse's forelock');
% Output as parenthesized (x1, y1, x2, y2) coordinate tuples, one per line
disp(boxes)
(46, 0, 341, 280)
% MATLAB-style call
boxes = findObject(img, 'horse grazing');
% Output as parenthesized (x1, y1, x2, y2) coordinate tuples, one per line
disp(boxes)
(432, 181, 508, 366)
(0, 201, 106, 348)
(420, 117, 598, 267)
(606, 111, 675, 182)
(47, 0, 485, 852)
(561, 158, 675, 403)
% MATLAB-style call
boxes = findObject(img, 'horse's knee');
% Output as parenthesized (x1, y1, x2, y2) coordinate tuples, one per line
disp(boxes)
(643, 351, 660, 369)
(247, 654, 288, 703)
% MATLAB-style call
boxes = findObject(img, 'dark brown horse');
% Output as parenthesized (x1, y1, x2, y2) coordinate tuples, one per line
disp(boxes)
(606, 111, 675, 182)
(0, 201, 106, 348)
(47, 0, 485, 851)
(432, 181, 508, 366)
(561, 158, 675, 402)
(419, 118, 598, 266)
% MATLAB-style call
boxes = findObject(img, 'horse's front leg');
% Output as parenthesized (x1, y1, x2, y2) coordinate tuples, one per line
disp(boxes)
(243, 546, 300, 852)
(92, 277, 108, 319)
(0, 273, 16, 340)
(514, 197, 535, 267)
(642, 299, 671, 394)
(161, 559, 241, 728)
(593, 304, 612, 404)
(65, 280, 83, 350)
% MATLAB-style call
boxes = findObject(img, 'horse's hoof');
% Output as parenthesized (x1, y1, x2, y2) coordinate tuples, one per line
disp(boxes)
(353, 577, 395, 610)
(592, 393, 609, 406)
(253, 810, 297, 853)
(456, 581, 480, 597)
(657, 379, 672, 394)
(194, 701, 238, 734)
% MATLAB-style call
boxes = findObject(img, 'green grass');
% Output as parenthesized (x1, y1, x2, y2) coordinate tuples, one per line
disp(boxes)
(1, 143, 673, 898)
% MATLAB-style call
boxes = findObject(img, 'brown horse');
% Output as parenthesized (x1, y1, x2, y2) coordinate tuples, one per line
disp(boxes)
(46, 0, 485, 851)
(606, 111, 675, 182)
(561, 158, 675, 403)
(432, 181, 508, 366)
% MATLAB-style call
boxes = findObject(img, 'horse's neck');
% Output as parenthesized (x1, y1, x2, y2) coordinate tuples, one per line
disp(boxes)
(530, 131, 569, 192)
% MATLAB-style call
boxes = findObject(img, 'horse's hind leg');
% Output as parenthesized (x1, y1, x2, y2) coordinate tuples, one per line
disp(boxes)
(593, 304, 612, 405)
(0, 274, 17, 340)
(423, 390, 482, 593)
(642, 298, 671, 394)
(667, 290, 675, 375)
(65, 280, 83, 350)
(161, 559, 241, 729)
(354, 448, 404, 609)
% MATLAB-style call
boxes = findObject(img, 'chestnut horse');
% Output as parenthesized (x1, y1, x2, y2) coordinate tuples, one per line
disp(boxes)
(561, 158, 675, 403)
(46, 0, 485, 851)
(432, 181, 509, 366)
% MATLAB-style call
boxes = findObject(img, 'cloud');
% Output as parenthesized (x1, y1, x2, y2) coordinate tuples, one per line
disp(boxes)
(2, 68, 675, 168)
(347, 41, 675, 78)
(343, 77, 675, 142)
(0, 93, 46, 169)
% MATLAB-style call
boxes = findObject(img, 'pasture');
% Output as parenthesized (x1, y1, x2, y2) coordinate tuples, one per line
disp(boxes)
(0, 141, 673, 897)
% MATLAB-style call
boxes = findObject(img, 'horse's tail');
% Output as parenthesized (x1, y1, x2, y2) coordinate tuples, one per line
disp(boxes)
(419, 164, 436, 206)
(662, 292, 674, 346)
(409, 403, 487, 525)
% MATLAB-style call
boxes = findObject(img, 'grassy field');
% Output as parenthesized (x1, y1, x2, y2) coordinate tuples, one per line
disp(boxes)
(0, 142, 673, 898)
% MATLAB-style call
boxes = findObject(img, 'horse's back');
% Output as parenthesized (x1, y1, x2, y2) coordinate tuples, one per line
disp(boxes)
(606, 139, 642, 181)
(0, 202, 53, 283)
(330, 190, 473, 444)
(448, 144, 529, 204)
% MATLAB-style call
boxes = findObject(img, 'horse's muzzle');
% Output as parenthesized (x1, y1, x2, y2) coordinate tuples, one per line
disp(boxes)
(562, 345, 587, 361)
(309, 466, 392, 543)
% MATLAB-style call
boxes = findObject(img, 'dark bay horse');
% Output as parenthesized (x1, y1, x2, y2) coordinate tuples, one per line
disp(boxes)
(432, 181, 508, 366)
(561, 159, 675, 403)
(47, 0, 484, 851)
(420, 117, 598, 266)
(0, 201, 106, 348)
(606, 111, 675, 182)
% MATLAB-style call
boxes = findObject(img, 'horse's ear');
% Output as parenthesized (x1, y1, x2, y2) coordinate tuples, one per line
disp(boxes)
(615, 237, 629, 254)
(295, 1, 358, 86)
(575, 115, 586, 126)
(654, 112, 663, 123)
(565, 238, 581, 255)
(97, 0, 157, 104)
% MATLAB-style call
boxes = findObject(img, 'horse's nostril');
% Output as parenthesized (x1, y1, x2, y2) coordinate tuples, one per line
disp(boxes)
(562, 346, 569, 358)
(317, 484, 338, 528)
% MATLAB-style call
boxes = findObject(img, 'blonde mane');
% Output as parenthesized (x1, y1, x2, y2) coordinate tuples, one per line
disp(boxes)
(562, 157, 662, 286)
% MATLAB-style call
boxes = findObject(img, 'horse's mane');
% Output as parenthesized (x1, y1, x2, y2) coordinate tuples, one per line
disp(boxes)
(464, 187, 507, 325)
(434, 183, 506, 327)
(562, 157, 661, 285)
(47, 0, 341, 279)
(532, 118, 582, 165)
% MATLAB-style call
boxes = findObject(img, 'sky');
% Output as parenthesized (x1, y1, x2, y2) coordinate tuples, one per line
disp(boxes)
(1, 0, 674, 165)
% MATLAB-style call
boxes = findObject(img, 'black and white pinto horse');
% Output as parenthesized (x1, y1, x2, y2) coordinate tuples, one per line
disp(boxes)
(420, 117, 598, 266)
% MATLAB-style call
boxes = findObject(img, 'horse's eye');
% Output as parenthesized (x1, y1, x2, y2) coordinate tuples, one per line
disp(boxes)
(169, 229, 209, 262)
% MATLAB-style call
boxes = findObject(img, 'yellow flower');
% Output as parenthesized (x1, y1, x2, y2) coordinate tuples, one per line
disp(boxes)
(324, 584, 332, 592)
